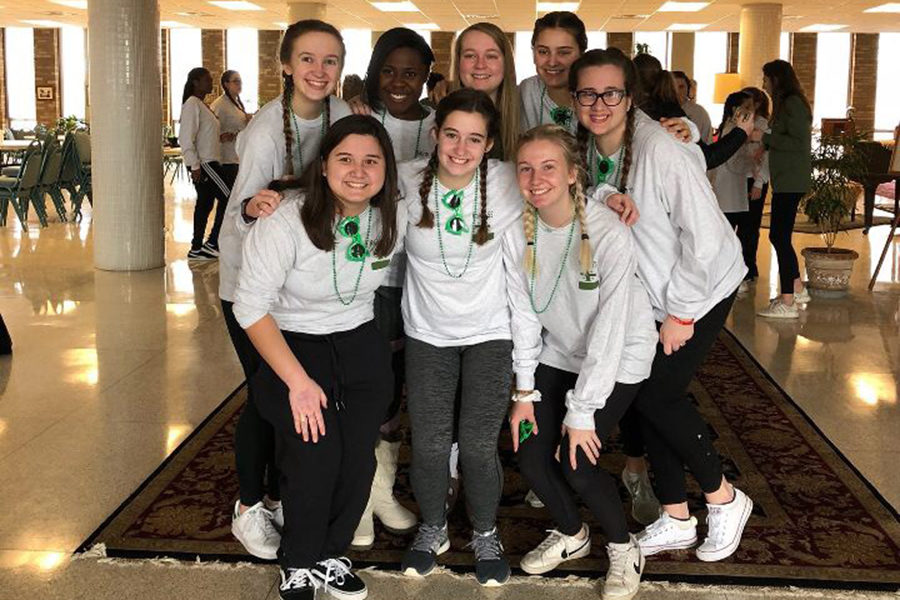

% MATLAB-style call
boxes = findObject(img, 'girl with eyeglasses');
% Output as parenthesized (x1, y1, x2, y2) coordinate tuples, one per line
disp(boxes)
(233, 115, 404, 600)
(211, 69, 252, 194)
(397, 89, 541, 587)
(571, 49, 754, 563)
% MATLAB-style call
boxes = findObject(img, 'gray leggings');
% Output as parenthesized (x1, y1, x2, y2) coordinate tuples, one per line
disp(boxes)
(405, 337, 513, 532)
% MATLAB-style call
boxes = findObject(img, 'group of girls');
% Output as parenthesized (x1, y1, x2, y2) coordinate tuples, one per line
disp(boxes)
(215, 13, 764, 600)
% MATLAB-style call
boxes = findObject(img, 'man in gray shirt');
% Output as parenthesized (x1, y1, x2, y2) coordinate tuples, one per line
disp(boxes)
(673, 71, 713, 144)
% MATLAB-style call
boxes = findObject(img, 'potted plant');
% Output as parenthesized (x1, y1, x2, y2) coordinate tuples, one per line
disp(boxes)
(800, 131, 866, 297)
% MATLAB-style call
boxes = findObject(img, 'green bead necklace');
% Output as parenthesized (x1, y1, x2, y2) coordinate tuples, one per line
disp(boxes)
(331, 207, 373, 306)
(381, 107, 426, 158)
(433, 170, 480, 279)
(290, 104, 328, 174)
(528, 208, 577, 314)
(538, 83, 574, 129)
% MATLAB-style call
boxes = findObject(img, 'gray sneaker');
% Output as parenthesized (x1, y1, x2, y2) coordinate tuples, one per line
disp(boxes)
(401, 523, 449, 577)
(622, 469, 661, 526)
(469, 528, 510, 587)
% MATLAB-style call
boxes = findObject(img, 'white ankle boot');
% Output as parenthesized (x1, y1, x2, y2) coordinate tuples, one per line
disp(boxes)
(352, 439, 417, 549)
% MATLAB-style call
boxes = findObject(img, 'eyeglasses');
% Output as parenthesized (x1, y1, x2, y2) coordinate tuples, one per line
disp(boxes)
(441, 190, 468, 235)
(573, 89, 627, 108)
(336, 215, 370, 262)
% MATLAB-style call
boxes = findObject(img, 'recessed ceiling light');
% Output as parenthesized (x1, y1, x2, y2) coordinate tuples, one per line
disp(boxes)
(799, 23, 847, 32)
(864, 3, 900, 12)
(612, 14, 650, 19)
(176, 11, 213, 17)
(207, 1, 263, 10)
(658, 1, 709, 11)
(274, 22, 289, 28)
(370, 1, 420, 12)
(21, 19, 67, 27)
(50, 0, 87, 8)
(536, 2, 580, 11)
(402, 22, 440, 30)
(160, 21, 190, 28)
(666, 23, 708, 30)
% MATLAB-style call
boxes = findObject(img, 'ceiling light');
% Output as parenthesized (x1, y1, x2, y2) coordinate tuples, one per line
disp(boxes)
(160, 21, 190, 28)
(370, 1, 420, 11)
(50, 0, 87, 8)
(658, 1, 709, 11)
(21, 19, 67, 27)
(176, 11, 213, 17)
(864, 3, 900, 12)
(402, 22, 440, 30)
(666, 23, 708, 30)
(274, 22, 289, 28)
(611, 14, 650, 19)
(799, 23, 848, 32)
(207, 1, 263, 10)
(537, 2, 581, 11)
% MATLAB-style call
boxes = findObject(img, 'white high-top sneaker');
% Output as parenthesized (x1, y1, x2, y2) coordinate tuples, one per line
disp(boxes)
(520, 524, 591, 575)
(696, 487, 753, 562)
(602, 535, 644, 600)
(635, 512, 698, 556)
(350, 496, 376, 550)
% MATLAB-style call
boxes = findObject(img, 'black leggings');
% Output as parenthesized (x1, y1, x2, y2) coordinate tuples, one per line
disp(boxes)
(373, 285, 405, 424)
(768, 191, 803, 293)
(517, 364, 637, 544)
(191, 161, 230, 249)
(221, 300, 280, 505)
(744, 180, 768, 279)
(629, 292, 736, 505)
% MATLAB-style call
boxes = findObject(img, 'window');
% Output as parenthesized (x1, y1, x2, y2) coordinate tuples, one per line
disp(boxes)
(693, 31, 728, 127)
(587, 31, 607, 52)
(812, 32, 851, 130)
(60, 26, 86, 120)
(780, 32, 790, 61)
(169, 28, 202, 126)
(341, 29, 372, 82)
(226, 28, 259, 112)
(4, 27, 37, 130)
(874, 33, 900, 141)
(634, 31, 669, 67)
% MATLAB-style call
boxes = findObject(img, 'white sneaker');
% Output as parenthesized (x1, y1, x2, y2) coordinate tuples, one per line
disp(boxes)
(757, 299, 799, 319)
(232, 500, 280, 560)
(602, 535, 644, 600)
(351, 497, 376, 550)
(621, 469, 661, 526)
(524, 489, 545, 509)
(635, 512, 698, 556)
(794, 286, 811, 305)
(696, 487, 753, 562)
(520, 524, 591, 575)
(737, 280, 750, 295)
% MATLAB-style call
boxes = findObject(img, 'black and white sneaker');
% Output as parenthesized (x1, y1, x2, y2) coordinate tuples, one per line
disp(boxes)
(520, 524, 591, 575)
(202, 241, 220, 257)
(187, 247, 217, 260)
(312, 557, 367, 600)
(469, 527, 511, 587)
(279, 567, 321, 600)
(401, 523, 450, 577)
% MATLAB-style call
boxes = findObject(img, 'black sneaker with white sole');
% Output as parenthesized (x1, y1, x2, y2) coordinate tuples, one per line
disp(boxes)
(201, 241, 220, 257)
(401, 523, 450, 577)
(470, 528, 510, 587)
(312, 557, 367, 600)
(279, 567, 321, 600)
(187, 247, 217, 260)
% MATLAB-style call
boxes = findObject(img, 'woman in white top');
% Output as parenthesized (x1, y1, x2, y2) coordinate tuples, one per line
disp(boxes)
(211, 69, 251, 191)
(216, 19, 352, 564)
(740, 86, 772, 281)
(233, 115, 404, 600)
(571, 48, 754, 564)
(519, 12, 587, 135)
(509, 125, 656, 599)
(178, 67, 231, 260)
(398, 89, 541, 587)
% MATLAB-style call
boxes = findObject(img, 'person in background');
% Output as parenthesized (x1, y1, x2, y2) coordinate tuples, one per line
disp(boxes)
(672, 71, 712, 144)
(741, 86, 771, 282)
(342, 74, 364, 101)
(424, 72, 445, 109)
(211, 70, 251, 192)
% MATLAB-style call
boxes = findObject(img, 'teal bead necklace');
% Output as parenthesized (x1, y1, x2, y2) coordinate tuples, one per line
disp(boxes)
(290, 104, 328, 174)
(528, 208, 577, 314)
(331, 207, 373, 306)
(433, 170, 480, 279)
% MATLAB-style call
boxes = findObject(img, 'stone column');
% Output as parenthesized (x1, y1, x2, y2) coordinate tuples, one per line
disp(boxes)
(160, 28, 170, 125)
(34, 28, 62, 127)
(848, 33, 878, 138)
(791, 32, 817, 112)
(607, 32, 634, 57)
(670, 32, 695, 77)
(258, 30, 283, 107)
(287, 2, 327, 23)
(89, 0, 164, 271)
(0, 29, 7, 129)
(737, 3, 782, 89)
(201, 29, 226, 97)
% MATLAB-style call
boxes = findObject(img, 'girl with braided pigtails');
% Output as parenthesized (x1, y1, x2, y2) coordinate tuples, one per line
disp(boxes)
(571, 48, 754, 564)
(509, 125, 656, 600)
(216, 19, 351, 562)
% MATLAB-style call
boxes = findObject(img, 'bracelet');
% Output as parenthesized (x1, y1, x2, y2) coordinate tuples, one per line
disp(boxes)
(240, 197, 257, 224)
(512, 390, 541, 403)
(668, 314, 695, 326)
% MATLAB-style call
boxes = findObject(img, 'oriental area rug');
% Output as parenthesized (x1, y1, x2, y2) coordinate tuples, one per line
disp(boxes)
(79, 332, 900, 590)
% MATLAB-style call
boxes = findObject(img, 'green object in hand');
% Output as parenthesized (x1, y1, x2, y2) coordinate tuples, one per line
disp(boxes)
(519, 420, 534, 443)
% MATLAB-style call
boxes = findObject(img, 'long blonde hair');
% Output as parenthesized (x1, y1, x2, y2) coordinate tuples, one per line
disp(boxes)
(515, 125, 592, 280)
(452, 23, 520, 161)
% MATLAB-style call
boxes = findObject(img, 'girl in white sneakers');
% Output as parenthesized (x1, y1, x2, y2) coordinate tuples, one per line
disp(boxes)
(571, 48, 754, 563)
(510, 125, 656, 600)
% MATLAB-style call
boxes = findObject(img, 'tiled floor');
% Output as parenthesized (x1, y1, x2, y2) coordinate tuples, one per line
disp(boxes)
(0, 180, 897, 597)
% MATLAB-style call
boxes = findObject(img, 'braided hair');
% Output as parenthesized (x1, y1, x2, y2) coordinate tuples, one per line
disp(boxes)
(416, 88, 500, 247)
(221, 70, 246, 112)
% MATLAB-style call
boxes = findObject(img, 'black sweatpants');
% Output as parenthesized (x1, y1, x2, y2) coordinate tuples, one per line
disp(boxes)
(191, 161, 230, 250)
(252, 321, 393, 570)
(768, 191, 803, 293)
(630, 292, 737, 505)
(744, 180, 769, 279)
(517, 364, 638, 544)
(374, 285, 405, 424)
(221, 300, 279, 505)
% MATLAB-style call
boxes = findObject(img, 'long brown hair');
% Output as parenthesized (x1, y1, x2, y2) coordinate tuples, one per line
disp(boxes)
(221, 70, 246, 112)
(531, 11, 588, 54)
(452, 23, 519, 161)
(741, 86, 770, 120)
(762, 59, 811, 124)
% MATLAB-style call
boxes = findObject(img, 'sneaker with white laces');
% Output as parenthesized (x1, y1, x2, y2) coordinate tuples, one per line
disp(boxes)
(231, 500, 280, 560)
(279, 567, 321, 600)
(757, 299, 799, 319)
(311, 557, 367, 600)
(201, 241, 220, 257)
(602, 535, 644, 600)
(520, 524, 591, 575)
(187, 247, 217, 261)
(635, 512, 698, 556)
(470, 528, 510, 587)
(696, 487, 753, 562)
(401, 523, 450, 577)
(794, 286, 811, 305)
(524, 489, 545, 509)
(621, 468, 661, 526)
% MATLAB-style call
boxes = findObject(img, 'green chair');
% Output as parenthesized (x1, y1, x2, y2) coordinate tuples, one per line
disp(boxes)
(0, 141, 42, 229)
(33, 137, 67, 223)
(71, 131, 92, 219)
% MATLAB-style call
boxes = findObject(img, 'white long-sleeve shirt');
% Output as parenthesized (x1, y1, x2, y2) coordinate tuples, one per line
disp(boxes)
(593, 110, 747, 322)
(210, 94, 249, 165)
(523, 203, 657, 430)
(233, 191, 406, 334)
(398, 157, 542, 389)
(748, 115, 770, 190)
(218, 94, 352, 302)
(178, 96, 221, 169)
(682, 100, 713, 144)
(519, 75, 578, 135)
(711, 121, 752, 214)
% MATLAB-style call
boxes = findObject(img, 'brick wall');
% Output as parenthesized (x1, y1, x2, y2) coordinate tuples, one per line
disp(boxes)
(201, 29, 226, 98)
(791, 32, 817, 114)
(33, 28, 61, 127)
(431, 32, 455, 80)
(160, 29, 170, 125)
(258, 30, 283, 106)
(607, 32, 634, 57)
(0, 29, 6, 129)
(849, 33, 878, 138)
(728, 32, 740, 73)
